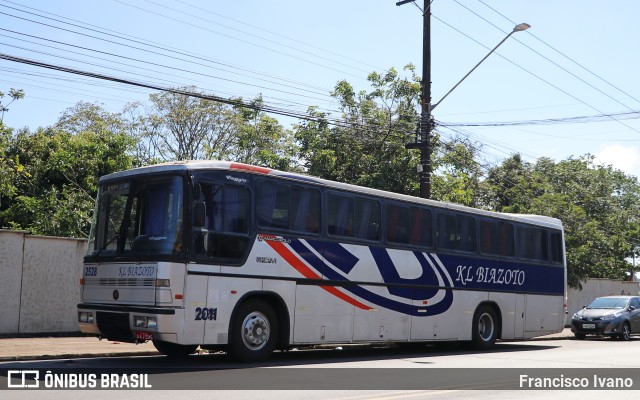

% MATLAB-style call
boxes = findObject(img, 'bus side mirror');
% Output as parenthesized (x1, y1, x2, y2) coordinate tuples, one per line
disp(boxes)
(193, 202, 206, 227)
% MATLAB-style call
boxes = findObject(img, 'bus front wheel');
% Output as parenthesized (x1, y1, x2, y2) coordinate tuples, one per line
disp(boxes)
(229, 299, 279, 363)
(472, 305, 498, 349)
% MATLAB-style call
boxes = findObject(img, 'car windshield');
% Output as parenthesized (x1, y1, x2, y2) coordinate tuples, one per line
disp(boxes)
(586, 297, 628, 310)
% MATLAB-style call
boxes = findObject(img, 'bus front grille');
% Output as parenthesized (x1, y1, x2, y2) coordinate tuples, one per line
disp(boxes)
(96, 311, 135, 343)
(84, 278, 155, 287)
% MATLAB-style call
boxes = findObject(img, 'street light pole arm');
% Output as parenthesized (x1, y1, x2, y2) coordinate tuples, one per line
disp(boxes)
(430, 23, 530, 112)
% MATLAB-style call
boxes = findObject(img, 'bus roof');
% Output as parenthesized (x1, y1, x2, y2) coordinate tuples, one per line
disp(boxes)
(100, 160, 563, 230)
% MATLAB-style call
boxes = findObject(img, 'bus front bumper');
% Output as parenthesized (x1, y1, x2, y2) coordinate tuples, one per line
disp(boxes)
(77, 303, 180, 343)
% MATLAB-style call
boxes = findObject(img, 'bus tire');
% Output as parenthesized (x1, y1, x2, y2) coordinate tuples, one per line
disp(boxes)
(229, 299, 279, 362)
(472, 305, 498, 349)
(152, 340, 198, 358)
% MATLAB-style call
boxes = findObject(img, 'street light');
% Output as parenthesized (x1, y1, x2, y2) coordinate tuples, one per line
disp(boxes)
(431, 23, 531, 111)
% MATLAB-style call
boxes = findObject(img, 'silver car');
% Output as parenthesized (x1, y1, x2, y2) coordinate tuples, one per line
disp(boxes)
(571, 296, 640, 340)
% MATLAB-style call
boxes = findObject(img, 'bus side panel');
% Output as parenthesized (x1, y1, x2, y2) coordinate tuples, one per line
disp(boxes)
(456, 291, 488, 341)
(203, 276, 263, 345)
(524, 294, 564, 336)
(262, 279, 296, 346)
(515, 294, 525, 339)
(353, 285, 410, 341)
(411, 292, 464, 340)
(293, 285, 354, 344)
(488, 292, 516, 339)
(182, 274, 207, 345)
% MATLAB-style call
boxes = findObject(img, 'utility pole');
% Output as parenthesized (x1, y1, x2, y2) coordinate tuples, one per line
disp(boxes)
(398, 0, 432, 199)
(397, 2, 529, 200)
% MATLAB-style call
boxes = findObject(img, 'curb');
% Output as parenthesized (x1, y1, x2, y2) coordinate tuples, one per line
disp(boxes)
(0, 351, 160, 363)
(0, 335, 574, 362)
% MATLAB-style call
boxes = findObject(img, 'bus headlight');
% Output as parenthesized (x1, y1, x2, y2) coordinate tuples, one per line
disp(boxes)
(134, 316, 157, 328)
(155, 279, 170, 287)
(78, 312, 94, 324)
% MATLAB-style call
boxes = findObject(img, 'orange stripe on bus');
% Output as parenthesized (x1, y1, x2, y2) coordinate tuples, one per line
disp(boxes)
(266, 239, 372, 310)
(230, 162, 272, 174)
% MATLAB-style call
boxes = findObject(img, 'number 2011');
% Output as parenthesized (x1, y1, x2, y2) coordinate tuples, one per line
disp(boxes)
(195, 307, 217, 321)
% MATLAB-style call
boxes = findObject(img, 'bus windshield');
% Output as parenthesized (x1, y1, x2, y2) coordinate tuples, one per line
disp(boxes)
(87, 175, 185, 259)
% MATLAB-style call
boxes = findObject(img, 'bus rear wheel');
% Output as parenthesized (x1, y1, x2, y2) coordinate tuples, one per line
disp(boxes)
(152, 340, 198, 358)
(472, 305, 498, 349)
(229, 299, 279, 363)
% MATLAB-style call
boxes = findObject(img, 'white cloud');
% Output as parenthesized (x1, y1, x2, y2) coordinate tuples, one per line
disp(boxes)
(594, 144, 640, 177)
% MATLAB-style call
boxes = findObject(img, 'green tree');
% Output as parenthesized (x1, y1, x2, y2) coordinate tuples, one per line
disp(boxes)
(295, 65, 422, 194)
(0, 88, 25, 123)
(295, 65, 483, 201)
(231, 96, 297, 171)
(480, 154, 640, 287)
(0, 103, 135, 237)
(126, 87, 244, 162)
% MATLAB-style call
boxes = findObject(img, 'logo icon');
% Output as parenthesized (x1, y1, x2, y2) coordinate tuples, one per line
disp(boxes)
(7, 370, 39, 388)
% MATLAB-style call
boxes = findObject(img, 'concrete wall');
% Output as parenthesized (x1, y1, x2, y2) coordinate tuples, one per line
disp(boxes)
(567, 278, 640, 317)
(0, 230, 87, 334)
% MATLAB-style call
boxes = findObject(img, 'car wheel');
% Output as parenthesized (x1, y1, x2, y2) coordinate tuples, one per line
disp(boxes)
(229, 299, 279, 362)
(152, 340, 198, 358)
(574, 333, 586, 340)
(619, 322, 631, 341)
(471, 305, 498, 349)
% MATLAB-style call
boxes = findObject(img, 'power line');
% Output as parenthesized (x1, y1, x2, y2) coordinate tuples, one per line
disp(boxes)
(174, 0, 386, 72)
(137, 0, 376, 75)
(440, 110, 640, 127)
(431, 13, 640, 137)
(110, 0, 368, 81)
(0, 1, 342, 95)
(454, 0, 640, 114)
(476, 0, 640, 108)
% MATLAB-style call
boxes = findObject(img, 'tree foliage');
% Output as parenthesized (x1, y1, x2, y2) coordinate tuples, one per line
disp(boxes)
(125, 88, 295, 169)
(295, 65, 483, 205)
(0, 88, 25, 123)
(480, 154, 640, 287)
(0, 103, 135, 237)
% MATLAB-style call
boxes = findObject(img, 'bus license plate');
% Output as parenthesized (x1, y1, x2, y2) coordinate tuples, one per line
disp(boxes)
(582, 324, 595, 329)
(135, 331, 153, 341)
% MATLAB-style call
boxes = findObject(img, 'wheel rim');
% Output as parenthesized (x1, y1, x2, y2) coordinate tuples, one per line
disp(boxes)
(623, 324, 630, 340)
(477, 312, 495, 342)
(241, 311, 271, 350)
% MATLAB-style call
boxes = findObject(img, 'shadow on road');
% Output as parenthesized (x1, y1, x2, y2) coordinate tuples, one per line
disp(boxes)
(0, 341, 559, 371)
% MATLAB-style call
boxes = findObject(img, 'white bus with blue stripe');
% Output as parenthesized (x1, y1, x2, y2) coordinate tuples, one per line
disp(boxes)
(78, 161, 567, 362)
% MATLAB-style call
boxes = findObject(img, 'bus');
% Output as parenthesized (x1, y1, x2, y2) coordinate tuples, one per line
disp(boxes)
(78, 160, 567, 362)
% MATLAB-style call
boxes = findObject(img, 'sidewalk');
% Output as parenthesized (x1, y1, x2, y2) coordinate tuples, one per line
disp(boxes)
(0, 336, 158, 361)
(0, 328, 574, 362)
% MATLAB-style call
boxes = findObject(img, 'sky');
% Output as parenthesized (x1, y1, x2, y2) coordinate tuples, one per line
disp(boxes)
(2, 0, 640, 178)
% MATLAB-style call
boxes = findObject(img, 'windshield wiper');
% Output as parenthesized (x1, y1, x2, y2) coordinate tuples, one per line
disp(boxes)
(95, 233, 119, 257)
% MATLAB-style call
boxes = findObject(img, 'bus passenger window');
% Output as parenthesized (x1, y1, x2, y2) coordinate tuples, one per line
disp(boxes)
(479, 220, 514, 257)
(437, 213, 476, 253)
(409, 207, 432, 247)
(291, 187, 321, 234)
(193, 183, 250, 262)
(256, 181, 290, 229)
(355, 198, 380, 241)
(550, 231, 563, 263)
(386, 205, 409, 244)
(517, 227, 548, 261)
(327, 194, 354, 237)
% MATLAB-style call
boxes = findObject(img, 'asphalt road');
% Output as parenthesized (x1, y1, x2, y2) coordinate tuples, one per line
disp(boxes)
(1, 337, 639, 399)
